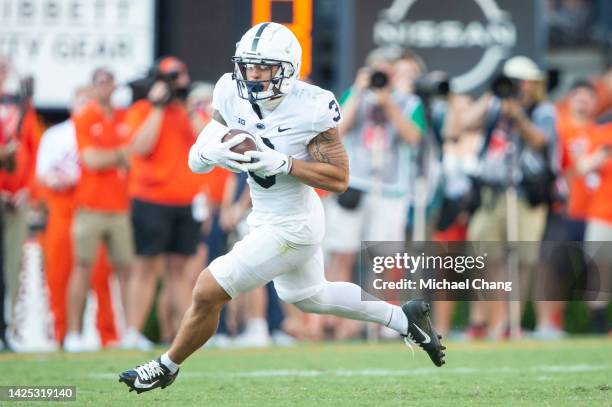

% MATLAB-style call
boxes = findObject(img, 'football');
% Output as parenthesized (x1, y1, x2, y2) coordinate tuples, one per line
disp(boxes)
(222, 129, 258, 155)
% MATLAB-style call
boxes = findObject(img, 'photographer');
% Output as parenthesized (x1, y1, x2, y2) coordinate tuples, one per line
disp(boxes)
(122, 57, 204, 349)
(0, 55, 42, 343)
(461, 56, 557, 338)
(323, 49, 426, 339)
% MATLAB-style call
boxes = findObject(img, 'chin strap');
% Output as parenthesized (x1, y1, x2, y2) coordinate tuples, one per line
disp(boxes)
(247, 82, 264, 104)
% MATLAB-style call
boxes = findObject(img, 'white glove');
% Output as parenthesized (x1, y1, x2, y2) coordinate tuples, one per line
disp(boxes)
(198, 133, 251, 173)
(244, 136, 293, 177)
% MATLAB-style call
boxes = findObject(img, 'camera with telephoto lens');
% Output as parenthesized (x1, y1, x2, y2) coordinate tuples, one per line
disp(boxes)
(491, 74, 518, 99)
(414, 71, 450, 98)
(128, 69, 188, 105)
(369, 70, 389, 89)
(152, 70, 188, 106)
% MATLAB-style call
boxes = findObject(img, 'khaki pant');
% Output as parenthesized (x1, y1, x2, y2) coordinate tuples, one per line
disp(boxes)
(72, 208, 134, 267)
(2, 203, 29, 318)
(468, 187, 547, 266)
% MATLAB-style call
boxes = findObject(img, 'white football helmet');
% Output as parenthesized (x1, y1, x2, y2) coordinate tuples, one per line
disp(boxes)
(232, 22, 302, 102)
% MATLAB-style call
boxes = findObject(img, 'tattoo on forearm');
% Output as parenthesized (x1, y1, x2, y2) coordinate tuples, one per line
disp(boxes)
(308, 128, 348, 170)
(212, 109, 227, 126)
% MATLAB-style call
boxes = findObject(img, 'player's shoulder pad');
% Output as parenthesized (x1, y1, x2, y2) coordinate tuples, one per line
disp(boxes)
(212, 73, 235, 111)
(291, 80, 332, 103)
(294, 82, 342, 133)
(214, 72, 234, 89)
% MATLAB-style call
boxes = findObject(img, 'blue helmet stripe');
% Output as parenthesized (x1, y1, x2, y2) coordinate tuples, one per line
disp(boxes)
(251, 22, 271, 52)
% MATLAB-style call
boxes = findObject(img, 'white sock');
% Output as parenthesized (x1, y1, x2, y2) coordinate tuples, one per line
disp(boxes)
(65, 331, 80, 339)
(293, 281, 408, 335)
(245, 318, 269, 336)
(161, 353, 180, 374)
(387, 305, 409, 335)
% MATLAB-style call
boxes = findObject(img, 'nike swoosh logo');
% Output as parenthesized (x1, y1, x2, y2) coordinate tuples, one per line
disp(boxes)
(274, 160, 287, 170)
(412, 323, 431, 344)
(278, 127, 291, 132)
(134, 378, 159, 389)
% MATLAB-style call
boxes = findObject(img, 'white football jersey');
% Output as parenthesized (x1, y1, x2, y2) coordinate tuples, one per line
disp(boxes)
(212, 73, 342, 244)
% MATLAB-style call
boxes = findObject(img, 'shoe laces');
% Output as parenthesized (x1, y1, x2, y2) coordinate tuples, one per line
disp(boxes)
(135, 360, 165, 381)
(403, 329, 430, 355)
(403, 333, 416, 356)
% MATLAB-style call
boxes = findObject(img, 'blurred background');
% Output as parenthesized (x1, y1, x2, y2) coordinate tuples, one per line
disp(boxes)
(0, 0, 610, 353)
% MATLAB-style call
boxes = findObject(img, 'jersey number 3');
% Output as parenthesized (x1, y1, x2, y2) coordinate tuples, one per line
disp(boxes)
(329, 100, 341, 122)
(249, 137, 276, 189)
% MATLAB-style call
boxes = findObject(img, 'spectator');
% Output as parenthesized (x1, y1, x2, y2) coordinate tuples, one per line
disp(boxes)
(0, 123, 5, 348)
(461, 56, 557, 339)
(64, 68, 133, 352)
(557, 67, 612, 121)
(36, 86, 121, 347)
(578, 122, 612, 333)
(534, 80, 600, 339)
(323, 48, 426, 339)
(122, 57, 204, 348)
(0, 55, 42, 342)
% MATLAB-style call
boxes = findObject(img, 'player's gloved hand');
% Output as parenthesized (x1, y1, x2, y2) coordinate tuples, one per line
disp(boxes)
(198, 133, 251, 173)
(244, 136, 293, 177)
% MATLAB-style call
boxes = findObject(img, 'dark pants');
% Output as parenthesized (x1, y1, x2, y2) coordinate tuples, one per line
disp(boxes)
(0, 208, 6, 342)
(266, 282, 284, 332)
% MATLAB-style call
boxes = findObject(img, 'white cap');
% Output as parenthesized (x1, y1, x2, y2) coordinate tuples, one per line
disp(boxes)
(503, 56, 544, 81)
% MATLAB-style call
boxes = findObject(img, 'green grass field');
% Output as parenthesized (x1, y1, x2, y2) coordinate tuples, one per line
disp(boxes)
(1, 337, 610, 406)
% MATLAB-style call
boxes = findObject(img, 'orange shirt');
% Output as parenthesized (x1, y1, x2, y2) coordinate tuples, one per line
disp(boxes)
(200, 167, 231, 206)
(557, 116, 598, 220)
(124, 100, 203, 206)
(587, 124, 612, 224)
(0, 122, 3, 190)
(73, 101, 130, 212)
(0, 106, 41, 196)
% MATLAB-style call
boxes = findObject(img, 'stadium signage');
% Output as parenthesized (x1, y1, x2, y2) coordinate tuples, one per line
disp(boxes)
(373, 0, 517, 93)
(0, 0, 155, 108)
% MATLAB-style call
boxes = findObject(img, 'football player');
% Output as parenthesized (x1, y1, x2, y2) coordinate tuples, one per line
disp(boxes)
(119, 22, 445, 394)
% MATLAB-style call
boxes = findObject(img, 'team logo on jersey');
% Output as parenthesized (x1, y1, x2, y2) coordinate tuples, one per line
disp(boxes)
(256, 123, 266, 130)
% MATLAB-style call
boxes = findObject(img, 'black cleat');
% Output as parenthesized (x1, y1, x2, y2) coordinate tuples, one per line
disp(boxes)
(118, 358, 179, 394)
(401, 300, 446, 367)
